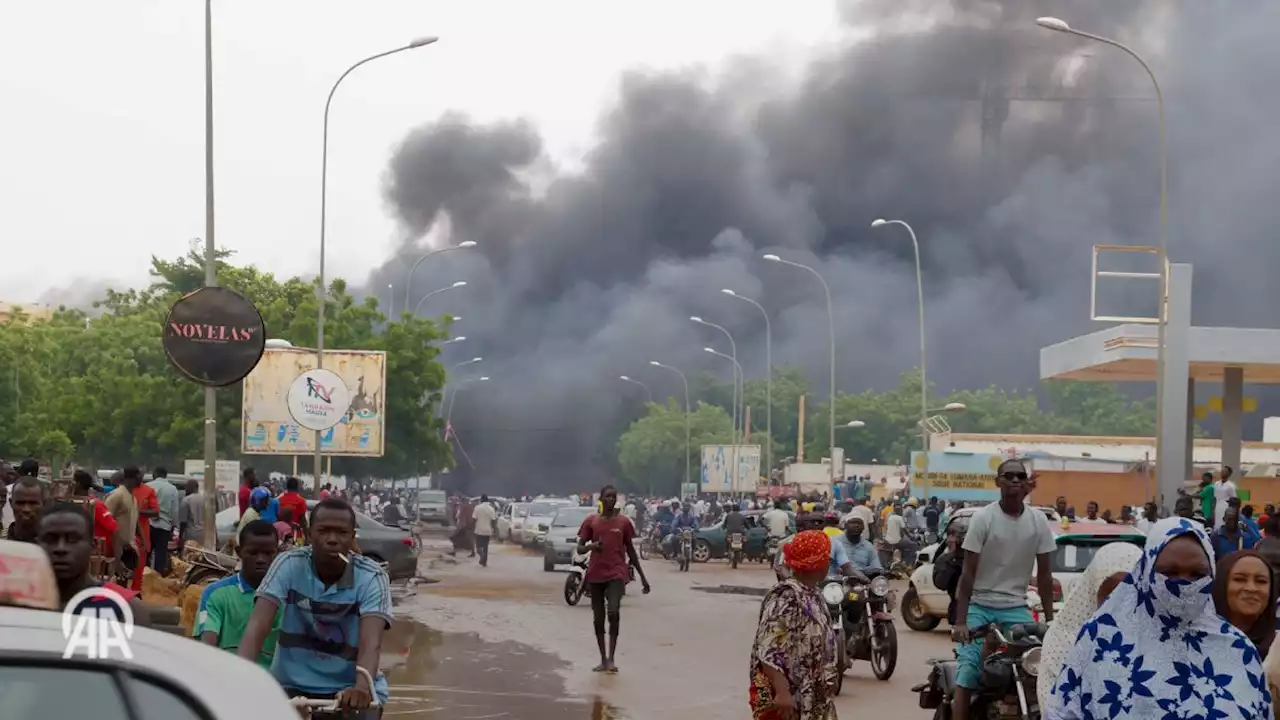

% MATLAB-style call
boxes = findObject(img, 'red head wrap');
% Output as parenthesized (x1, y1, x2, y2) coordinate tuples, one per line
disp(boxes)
(783, 530, 831, 574)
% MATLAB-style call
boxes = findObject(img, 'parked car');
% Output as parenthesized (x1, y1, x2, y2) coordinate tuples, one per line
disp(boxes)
(518, 501, 571, 547)
(416, 489, 451, 525)
(216, 501, 420, 580)
(692, 510, 794, 563)
(497, 502, 530, 543)
(542, 505, 597, 571)
(901, 515, 1143, 632)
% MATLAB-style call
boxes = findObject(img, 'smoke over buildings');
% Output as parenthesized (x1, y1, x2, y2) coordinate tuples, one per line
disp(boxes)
(367, 1, 1280, 492)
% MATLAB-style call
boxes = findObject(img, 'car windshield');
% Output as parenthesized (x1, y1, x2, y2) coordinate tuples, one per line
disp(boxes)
(552, 508, 592, 527)
(510, 503, 529, 515)
(528, 503, 555, 516)
(1051, 538, 1144, 573)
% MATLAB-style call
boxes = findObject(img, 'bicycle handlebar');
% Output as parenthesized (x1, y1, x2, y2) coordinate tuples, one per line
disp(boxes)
(289, 697, 383, 710)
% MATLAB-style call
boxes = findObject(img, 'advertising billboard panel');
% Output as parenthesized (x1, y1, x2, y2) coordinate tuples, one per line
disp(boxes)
(241, 348, 386, 457)
(908, 451, 1030, 501)
(700, 445, 762, 493)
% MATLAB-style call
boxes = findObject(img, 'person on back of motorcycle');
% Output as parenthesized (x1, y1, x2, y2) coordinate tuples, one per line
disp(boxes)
(932, 522, 966, 625)
(950, 459, 1056, 720)
(664, 502, 699, 557)
(821, 511, 843, 540)
(775, 512, 866, 584)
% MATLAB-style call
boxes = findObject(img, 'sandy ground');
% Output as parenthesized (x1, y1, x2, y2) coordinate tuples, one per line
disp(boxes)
(384, 539, 955, 719)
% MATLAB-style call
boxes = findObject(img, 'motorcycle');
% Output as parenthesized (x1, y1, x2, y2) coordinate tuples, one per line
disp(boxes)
(820, 569, 899, 695)
(182, 546, 237, 588)
(639, 525, 666, 561)
(677, 528, 694, 572)
(728, 532, 745, 569)
(563, 547, 590, 606)
(765, 536, 782, 564)
(913, 622, 1047, 720)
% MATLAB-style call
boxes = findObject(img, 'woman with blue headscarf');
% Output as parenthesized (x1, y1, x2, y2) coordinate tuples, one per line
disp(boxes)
(1046, 516, 1272, 720)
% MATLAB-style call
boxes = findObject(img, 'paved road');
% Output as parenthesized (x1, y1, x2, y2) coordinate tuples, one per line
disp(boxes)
(390, 540, 954, 719)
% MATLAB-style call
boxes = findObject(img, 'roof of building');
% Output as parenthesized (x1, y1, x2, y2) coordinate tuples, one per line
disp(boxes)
(1041, 323, 1280, 383)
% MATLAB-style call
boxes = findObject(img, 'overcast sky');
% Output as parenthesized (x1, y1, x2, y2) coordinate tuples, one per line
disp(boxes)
(0, 1, 845, 304)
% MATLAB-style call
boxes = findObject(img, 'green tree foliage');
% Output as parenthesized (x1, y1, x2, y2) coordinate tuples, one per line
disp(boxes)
(0, 250, 451, 478)
(619, 366, 1160, 488)
(616, 400, 733, 496)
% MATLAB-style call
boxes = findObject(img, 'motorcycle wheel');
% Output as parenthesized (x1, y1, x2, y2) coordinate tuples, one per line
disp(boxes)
(901, 586, 942, 632)
(730, 550, 739, 569)
(832, 629, 847, 696)
(564, 574, 583, 606)
(639, 541, 650, 561)
(870, 621, 898, 680)
(186, 566, 228, 588)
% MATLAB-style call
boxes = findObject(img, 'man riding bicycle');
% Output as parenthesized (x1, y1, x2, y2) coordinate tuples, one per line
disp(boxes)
(239, 498, 392, 719)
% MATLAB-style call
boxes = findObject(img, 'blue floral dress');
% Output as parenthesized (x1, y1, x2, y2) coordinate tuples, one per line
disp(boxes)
(1046, 517, 1272, 720)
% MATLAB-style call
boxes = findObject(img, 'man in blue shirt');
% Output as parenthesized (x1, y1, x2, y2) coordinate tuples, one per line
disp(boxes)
(773, 512, 864, 582)
(1212, 506, 1260, 558)
(664, 503, 699, 556)
(834, 517, 882, 573)
(239, 498, 392, 717)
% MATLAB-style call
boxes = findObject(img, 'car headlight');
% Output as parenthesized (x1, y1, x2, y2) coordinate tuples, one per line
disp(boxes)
(1020, 646, 1041, 677)
(870, 576, 890, 597)
(821, 582, 845, 606)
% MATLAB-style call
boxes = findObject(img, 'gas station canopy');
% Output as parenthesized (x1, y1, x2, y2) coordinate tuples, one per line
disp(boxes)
(1041, 323, 1280, 384)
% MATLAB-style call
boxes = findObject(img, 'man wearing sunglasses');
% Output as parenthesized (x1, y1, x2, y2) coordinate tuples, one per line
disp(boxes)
(948, 459, 1056, 720)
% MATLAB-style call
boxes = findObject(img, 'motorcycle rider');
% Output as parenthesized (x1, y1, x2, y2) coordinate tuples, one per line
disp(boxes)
(951, 459, 1056, 720)
(665, 502, 699, 558)
(834, 517, 881, 573)
(774, 513, 865, 583)
(932, 522, 967, 624)
(761, 502, 790, 540)
(723, 503, 747, 556)
(922, 497, 941, 544)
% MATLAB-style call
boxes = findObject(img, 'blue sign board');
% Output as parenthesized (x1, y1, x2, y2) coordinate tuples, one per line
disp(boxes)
(909, 451, 1004, 502)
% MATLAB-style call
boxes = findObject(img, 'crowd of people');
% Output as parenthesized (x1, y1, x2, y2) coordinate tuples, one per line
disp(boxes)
(745, 459, 1280, 720)
(0, 462, 400, 718)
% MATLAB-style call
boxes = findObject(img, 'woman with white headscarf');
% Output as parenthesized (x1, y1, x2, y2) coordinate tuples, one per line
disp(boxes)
(1037, 542, 1143, 714)
(1045, 517, 1272, 720)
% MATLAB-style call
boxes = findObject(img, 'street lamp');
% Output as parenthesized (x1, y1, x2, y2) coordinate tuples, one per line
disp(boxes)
(649, 360, 691, 493)
(690, 316, 740, 450)
(450, 357, 482, 372)
(618, 375, 653, 403)
(872, 218, 927, 454)
(704, 345, 746, 488)
(1037, 15, 1171, 490)
(933, 402, 966, 413)
(403, 240, 477, 308)
(265, 338, 295, 350)
(384, 283, 394, 318)
(763, 253, 837, 484)
(314, 35, 440, 483)
(844, 421, 866, 429)
(446, 375, 489, 426)
(722, 288, 773, 475)
(413, 281, 467, 315)
(442, 336, 466, 346)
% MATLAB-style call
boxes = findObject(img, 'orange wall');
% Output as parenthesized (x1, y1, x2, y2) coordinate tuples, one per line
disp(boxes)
(1029, 470, 1154, 513)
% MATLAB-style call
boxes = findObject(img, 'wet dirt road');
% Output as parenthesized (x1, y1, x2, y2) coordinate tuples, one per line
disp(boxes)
(388, 540, 954, 719)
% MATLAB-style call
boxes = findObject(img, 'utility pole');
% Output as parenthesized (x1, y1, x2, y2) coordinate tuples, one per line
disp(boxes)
(201, 0, 219, 548)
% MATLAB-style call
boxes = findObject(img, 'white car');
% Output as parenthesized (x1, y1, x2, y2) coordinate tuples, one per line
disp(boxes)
(497, 502, 530, 543)
(901, 511, 1143, 632)
(518, 500, 574, 546)
(0, 540, 296, 719)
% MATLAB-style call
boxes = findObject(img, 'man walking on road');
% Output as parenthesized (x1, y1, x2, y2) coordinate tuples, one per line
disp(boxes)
(472, 494, 497, 567)
(951, 459, 1056, 720)
(577, 485, 650, 674)
(147, 467, 181, 575)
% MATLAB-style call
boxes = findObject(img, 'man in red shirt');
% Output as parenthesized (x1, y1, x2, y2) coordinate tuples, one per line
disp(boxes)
(576, 485, 650, 674)
(127, 467, 158, 592)
(238, 467, 258, 515)
(277, 476, 309, 542)
(71, 469, 119, 560)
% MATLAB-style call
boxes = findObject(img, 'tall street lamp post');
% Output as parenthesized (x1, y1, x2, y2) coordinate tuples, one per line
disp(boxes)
(446, 376, 489, 426)
(413, 281, 467, 315)
(650, 361, 691, 495)
(403, 240, 477, 308)
(872, 218, 927, 454)
(763, 254, 838, 483)
(722, 288, 772, 479)
(1036, 15, 1172, 489)
(618, 375, 653, 403)
(314, 36, 439, 483)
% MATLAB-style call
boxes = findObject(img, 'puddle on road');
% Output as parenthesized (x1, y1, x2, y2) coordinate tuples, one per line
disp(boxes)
(691, 585, 769, 597)
(384, 618, 625, 719)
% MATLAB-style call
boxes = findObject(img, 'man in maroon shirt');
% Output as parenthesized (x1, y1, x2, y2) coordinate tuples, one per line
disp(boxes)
(277, 476, 309, 541)
(577, 485, 650, 673)
(237, 468, 258, 516)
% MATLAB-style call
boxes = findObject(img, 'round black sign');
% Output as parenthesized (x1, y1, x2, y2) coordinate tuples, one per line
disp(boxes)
(162, 286, 266, 387)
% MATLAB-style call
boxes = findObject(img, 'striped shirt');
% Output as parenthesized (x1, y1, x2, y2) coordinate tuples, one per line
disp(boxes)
(256, 547, 393, 702)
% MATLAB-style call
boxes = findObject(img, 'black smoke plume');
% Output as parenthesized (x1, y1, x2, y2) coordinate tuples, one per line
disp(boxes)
(367, 1, 1280, 493)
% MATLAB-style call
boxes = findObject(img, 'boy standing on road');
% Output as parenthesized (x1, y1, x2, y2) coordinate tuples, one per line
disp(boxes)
(951, 459, 1056, 720)
(577, 485, 650, 674)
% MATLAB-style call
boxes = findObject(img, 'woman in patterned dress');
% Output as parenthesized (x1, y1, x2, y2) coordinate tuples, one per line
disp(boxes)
(1046, 517, 1272, 720)
(749, 529, 837, 720)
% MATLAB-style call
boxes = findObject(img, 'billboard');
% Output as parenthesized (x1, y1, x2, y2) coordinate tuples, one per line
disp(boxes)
(182, 459, 241, 491)
(241, 348, 387, 457)
(908, 451, 1029, 501)
(701, 445, 762, 493)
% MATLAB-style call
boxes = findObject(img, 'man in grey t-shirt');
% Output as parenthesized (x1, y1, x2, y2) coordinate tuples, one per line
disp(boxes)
(950, 459, 1056, 720)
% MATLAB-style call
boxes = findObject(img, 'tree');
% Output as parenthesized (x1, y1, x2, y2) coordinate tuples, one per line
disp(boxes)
(616, 400, 733, 496)
(0, 250, 453, 479)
